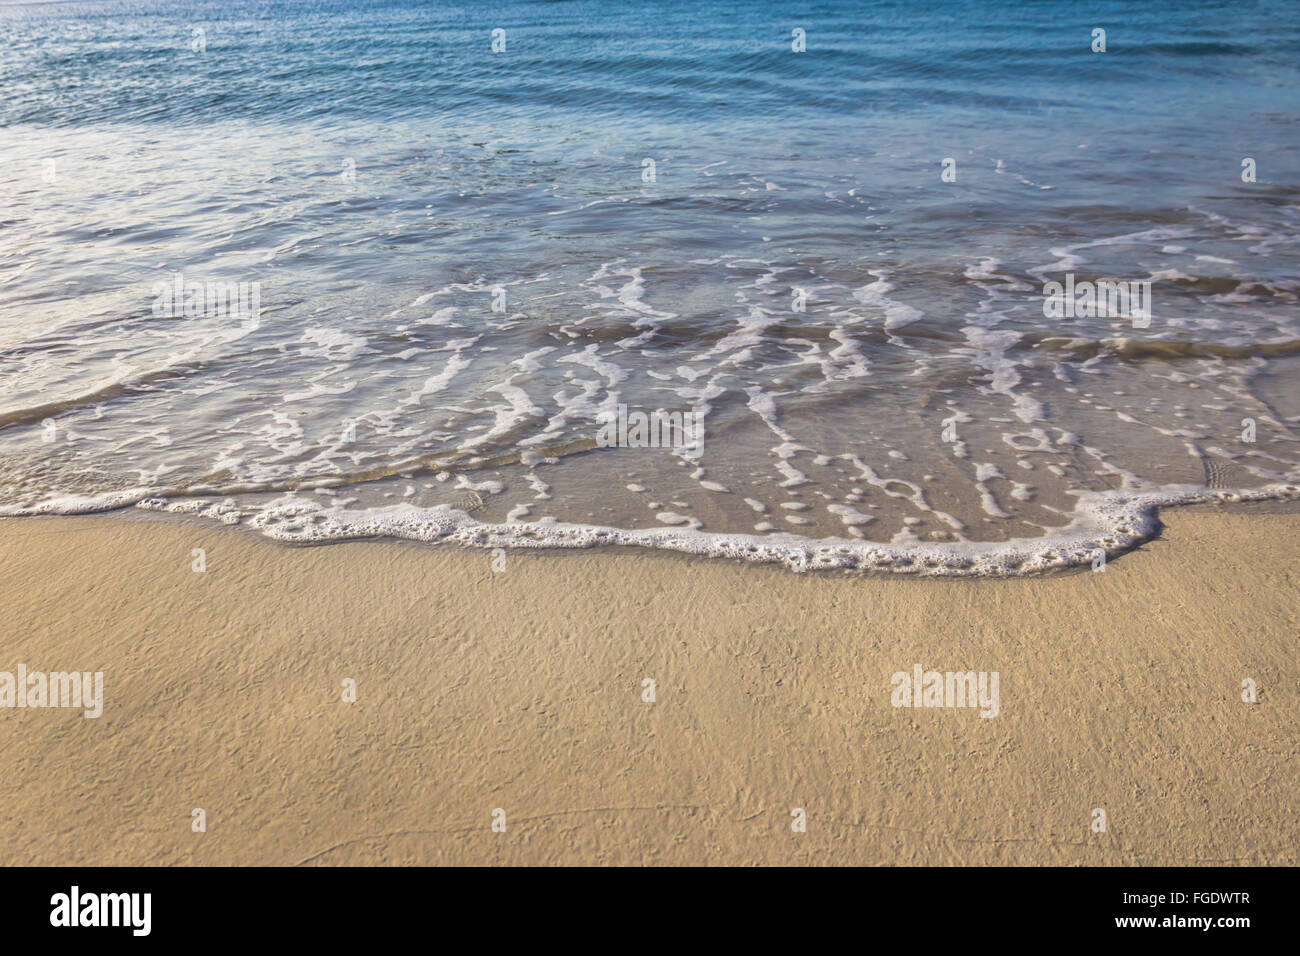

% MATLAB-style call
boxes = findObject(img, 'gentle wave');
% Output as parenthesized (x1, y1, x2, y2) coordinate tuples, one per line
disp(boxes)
(2, 0, 1298, 573)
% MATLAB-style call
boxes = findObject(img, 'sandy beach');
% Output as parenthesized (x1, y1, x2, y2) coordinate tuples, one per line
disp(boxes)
(0, 504, 1294, 866)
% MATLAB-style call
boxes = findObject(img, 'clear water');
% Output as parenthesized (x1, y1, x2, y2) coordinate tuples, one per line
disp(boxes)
(2, 0, 1298, 573)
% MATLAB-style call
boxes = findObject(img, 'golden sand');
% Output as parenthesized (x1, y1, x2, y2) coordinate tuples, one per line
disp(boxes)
(0, 506, 1295, 865)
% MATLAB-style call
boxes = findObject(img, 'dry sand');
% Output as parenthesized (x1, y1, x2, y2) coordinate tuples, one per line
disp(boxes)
(0, 505, 1295, 866)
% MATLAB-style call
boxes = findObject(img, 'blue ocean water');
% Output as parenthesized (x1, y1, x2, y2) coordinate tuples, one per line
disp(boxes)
(1, 0, 1298, 573)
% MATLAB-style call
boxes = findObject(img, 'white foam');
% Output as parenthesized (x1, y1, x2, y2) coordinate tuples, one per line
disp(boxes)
(215, 482, 1300, 577)
(853, 272, 923, 330)
(827, 503, 874, 527)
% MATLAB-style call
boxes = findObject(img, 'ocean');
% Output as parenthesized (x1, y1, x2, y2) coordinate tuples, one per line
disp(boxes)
(2, 0, 1298, 573)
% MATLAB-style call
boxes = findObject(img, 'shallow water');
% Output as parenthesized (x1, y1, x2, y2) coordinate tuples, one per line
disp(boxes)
(2, 0, 1298, 573)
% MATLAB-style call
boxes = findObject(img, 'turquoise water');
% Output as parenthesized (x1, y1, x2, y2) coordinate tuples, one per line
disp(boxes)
(1, 0, 1298, 573)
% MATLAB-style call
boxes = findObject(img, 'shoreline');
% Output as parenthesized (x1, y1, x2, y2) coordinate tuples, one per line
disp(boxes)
(0, 505, 1295, 865)
(14, 479, 1300, 579)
